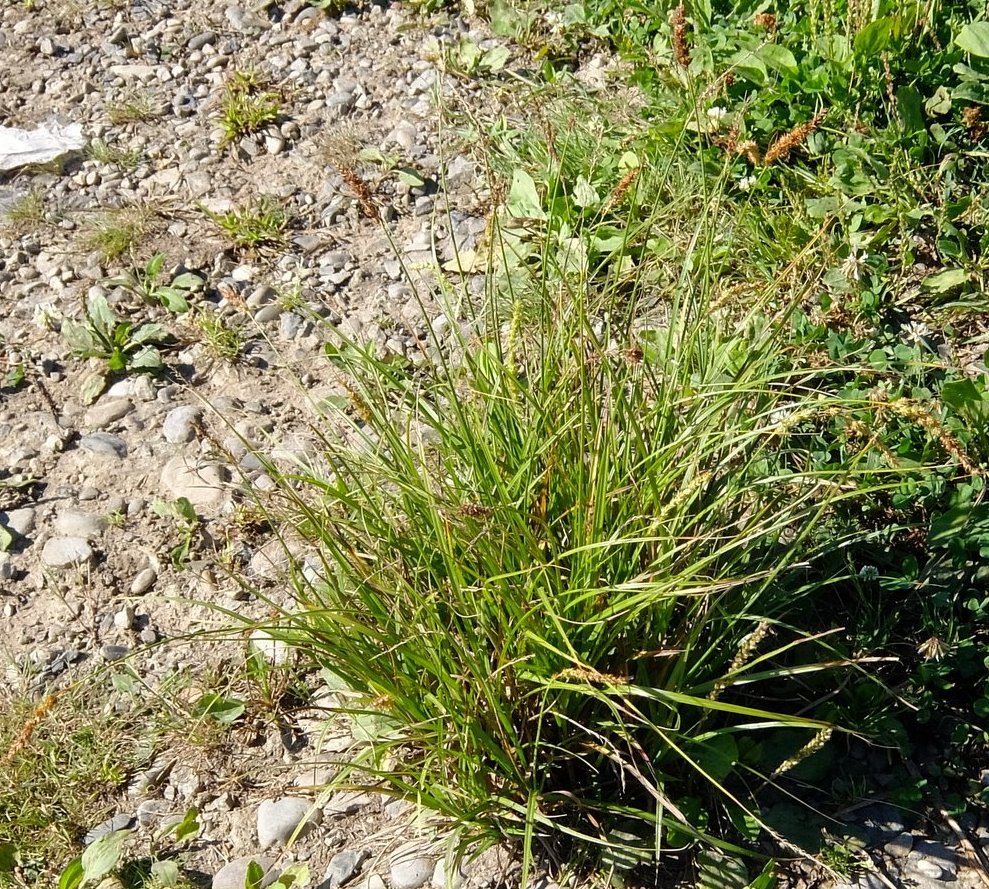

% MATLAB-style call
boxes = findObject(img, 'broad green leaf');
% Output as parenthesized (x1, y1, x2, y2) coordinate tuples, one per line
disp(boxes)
(697, 848, 750, 889)
(854, 17, 894, 57)
(273, 863, 311, 887)
(87, 293, 118, 333)
(758, 43, 797, 73)
(58, 858, 84, 889)
(507, 169, 544, 219)
(128, 346, 163, 371)
(481, 45, 510, 72)
(922, 268, 971, 293)
(952, 80, 989, 104)
(0, 524, 13, 552)
(729, 50, 767, 85)
(572, 175, 599, 208)
(146, 254, 165, 279)
(155, 288, 189, 313)
(61, 318, 98, 353)
(149, 860, 180, 886)
(747, 860, 778, 889)
(929, 505, 989, 549)
(896, 85, 925, 133)
(80, 371, 108, 405)
(245, 860, 266, 889)
(80, 830, 130, 885)
(192, 693, 245, 725)
(956, 21, 989, 57)
(0, 842, 16, 872)
(396, 167, 426, 188)
(170, 272, 203, 291)
(130, 322, 168, 346)
(160, 806, 200, 845)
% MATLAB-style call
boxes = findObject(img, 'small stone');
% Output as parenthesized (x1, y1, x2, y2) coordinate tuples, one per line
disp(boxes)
(84, 398, 134, 429)
(250, 629, 291, 665)
(160, 456, 228, 509)
(213, 856, 280, 889)
(114, 605, 136, 631)
(231, 264, 255, 283)
(431, 858, 465, 889)
(254, 304, 282, 323)
(131, 567, 157, 594)
(3, 508, 36, 537)
(0, 554, 13, 583)
(257, 797, 322, 850)
(390, 844, 434, 889)
(107, 24, 129, 46)
(41, 536, 95, 569)
(78, 432, 128, 459)
(884, 831, 914, 858)
(84, 813, 135, 844)
(323, 791, 372, 817)
(265, 135, 285, 155)
(102, 644, 130, 661)
(163, 406, 202, 444)
(106, 376, 156, 401)
(323, 849, 368, 888)
(54, 510, 106, 539)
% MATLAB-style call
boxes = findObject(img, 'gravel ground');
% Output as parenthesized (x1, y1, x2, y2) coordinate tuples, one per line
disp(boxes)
(2, 1, 989, 887)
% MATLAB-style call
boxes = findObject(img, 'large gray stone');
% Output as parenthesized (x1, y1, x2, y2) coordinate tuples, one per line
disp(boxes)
(390, 844, 434, 889)
(41, 536, 95, 568)
(257, 797, 321, 850)
(160, 456, 228, 509)
(162, 406, 202, 444)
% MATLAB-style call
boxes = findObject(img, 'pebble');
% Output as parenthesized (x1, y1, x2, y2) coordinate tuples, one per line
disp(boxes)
(160, 456, 228, 509)
(78, 432, 128, 459)
(213, 856, 280, 889)
(389, 844, 434, 889)
(250, 629, 291, 665)
(84, 398, 134, 429)
(323, 849, 368, 888)
(163, 406, 202, 444)
(130, 567, 157, 594)
(83, 813, 135, 844)
(257, 797, 322, 850)
(431, 858, 465, 889)
(54, 510, 106, 539)
(114, 604, 136, 630)
(3, 508, 36, 537)
(102, 644, 130, 661)
(41, 536, 95, 569)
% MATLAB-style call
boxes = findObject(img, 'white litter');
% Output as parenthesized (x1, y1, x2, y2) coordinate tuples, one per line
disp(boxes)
(0, 119, 86, 172)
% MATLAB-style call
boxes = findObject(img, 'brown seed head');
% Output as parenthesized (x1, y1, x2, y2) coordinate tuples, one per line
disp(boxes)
(764, 109, 827, 166)
(671, 2, 691, 69)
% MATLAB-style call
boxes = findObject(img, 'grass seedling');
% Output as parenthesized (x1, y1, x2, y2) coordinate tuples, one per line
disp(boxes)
(107, 91, 161, 126)
(192, 307, 243, 361)
(80, 205, 154, 264)
(2, 188, 48, 233)
(86, 138, 142, 171)
(203, 196, 288, 249)
(217, 70, 281, 149)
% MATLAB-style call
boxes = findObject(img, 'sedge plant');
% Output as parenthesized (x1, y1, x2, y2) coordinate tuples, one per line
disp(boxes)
(258, 121, 918, 879)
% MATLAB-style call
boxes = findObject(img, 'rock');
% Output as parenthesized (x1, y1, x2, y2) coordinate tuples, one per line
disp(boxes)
(84, 398, 134, 429)
(884, 831, 914, 857)
(102, 644, 130, 661)
(114, 605, 136, 630)
(163, 406, 202, 444)
(213, 856, 280, 889)
(431, 858, 465, 889)
(41, 536, 95, 569)
(160, 456, 228, 509)
(257, 797, 322, 850)
(322, 849, 368, 888)
(106, 376, 156, 401)
(130, 567, 157, 594)
(84, 813, 135, 844)
(78, 432, 128, 459)
(3, 508, 36, 537)
(54, 510, 106, 539)
(323, 791, 373, 817)
(250, 629, 291, 665)
(390, 844, 434, 889)
(0, 554, 13, 583)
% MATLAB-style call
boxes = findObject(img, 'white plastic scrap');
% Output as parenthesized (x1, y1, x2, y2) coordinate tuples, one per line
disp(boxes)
(0, 119, 86, 172)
